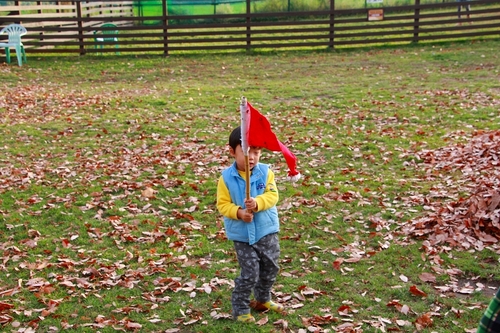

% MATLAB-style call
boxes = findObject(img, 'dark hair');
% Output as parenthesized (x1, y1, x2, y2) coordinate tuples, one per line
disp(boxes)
(229, 126, 241, 150)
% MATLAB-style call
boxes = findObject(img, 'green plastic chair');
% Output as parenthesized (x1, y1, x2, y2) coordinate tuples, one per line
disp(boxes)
(93, 23, 120, 55)
(0, 24, 27, 66)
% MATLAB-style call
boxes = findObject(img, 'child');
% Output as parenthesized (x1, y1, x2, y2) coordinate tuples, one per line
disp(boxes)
(477, 288, 500, 333)
(216, 126, 284, 323)
(457, 0, 471, 24)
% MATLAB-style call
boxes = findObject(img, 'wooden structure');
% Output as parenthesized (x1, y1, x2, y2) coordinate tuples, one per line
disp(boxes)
(0, 0, 499, 56)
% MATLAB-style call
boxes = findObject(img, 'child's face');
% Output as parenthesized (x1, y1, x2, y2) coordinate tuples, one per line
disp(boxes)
(230, 145, 262, 172)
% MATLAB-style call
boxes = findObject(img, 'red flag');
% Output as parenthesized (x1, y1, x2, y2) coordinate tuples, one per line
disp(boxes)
(246, 101, 300, 179)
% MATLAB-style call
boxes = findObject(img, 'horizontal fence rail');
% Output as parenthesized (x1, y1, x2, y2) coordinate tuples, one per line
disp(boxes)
(0, 0, 499, 56)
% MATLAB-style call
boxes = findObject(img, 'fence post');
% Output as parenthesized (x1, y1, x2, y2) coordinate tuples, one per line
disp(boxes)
(246, 0, 251, 52)
(163, 0, 169, 56)
(76, 0, 85, 55)
(138, 0, 143, 25)
(329, 0, 335, 49)
(413, 0, 420, 43)
(8, 1, 21, 24)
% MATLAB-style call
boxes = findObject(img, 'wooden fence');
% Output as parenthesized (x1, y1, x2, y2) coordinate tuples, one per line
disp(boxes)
(0, 0, 499, 56)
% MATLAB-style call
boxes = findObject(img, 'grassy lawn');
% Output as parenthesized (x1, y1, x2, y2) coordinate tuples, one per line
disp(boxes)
(0, 39, 499, 332)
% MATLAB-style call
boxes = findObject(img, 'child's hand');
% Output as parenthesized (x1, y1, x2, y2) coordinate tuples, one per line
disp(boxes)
(237, 208, 253, 223)
(244, 197, 258, 212)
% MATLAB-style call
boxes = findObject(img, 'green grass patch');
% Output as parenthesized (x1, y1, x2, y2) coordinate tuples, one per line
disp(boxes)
(0, 39, 499, 332)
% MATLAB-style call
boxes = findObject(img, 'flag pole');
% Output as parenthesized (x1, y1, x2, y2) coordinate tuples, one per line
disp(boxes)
(240, 97, 251, 201)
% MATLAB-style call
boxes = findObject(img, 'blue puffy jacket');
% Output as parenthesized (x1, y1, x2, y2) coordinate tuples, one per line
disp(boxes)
(221, 162, 279, 245)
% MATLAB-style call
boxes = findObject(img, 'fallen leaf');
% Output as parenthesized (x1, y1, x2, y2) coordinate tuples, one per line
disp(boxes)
(141, 187, 156, 198)
(418, 273, 436, 283)
(415, 312, 433, 329)
(256, 316, 268, 326)
(409, 285, 427, 297)
(333, 257, 344, 270)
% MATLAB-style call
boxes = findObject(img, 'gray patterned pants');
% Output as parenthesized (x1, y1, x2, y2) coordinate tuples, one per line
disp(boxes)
(232, 233, 280, 317)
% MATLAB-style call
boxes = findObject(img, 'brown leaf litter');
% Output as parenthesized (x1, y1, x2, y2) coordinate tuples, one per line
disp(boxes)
(403, 130, 500, 251)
